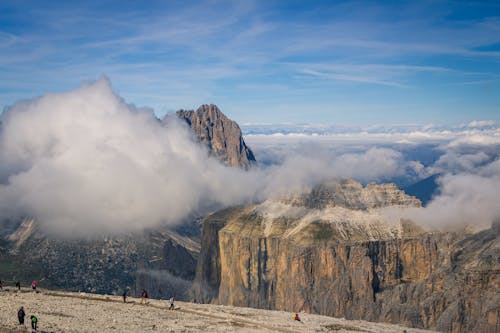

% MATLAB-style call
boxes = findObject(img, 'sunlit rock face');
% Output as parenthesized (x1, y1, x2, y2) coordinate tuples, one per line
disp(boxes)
(176, 104, 256, 168)
(193, 180, 499, 333)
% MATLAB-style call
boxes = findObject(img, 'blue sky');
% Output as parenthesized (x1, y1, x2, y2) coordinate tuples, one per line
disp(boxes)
(0, 0, 499, 125)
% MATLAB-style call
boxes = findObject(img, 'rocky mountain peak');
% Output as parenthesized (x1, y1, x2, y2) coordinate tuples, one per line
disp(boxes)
(176, 104, 256, 168)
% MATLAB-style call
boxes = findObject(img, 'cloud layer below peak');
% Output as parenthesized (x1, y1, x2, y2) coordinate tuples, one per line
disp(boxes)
(0, 79, 498, 236)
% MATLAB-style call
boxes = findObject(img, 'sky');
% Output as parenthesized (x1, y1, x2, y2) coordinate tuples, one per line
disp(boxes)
(0, 0, 499, 125)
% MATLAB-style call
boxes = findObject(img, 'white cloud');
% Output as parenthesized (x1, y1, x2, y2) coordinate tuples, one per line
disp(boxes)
(0, 79, 259, 236)
(329, 148, 406, 182)
(431, 151, 491, 174)
(1, 79, 498, 237)
(2, 79, 405, 237)
(445, 134, 500, 148)
(401, 169, 500, 230)
(467, 120, 496, 128)
(0, 79, 434, 236)
(247, 120, 500, 231)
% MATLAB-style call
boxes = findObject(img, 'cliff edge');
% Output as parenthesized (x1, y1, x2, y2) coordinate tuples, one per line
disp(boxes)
(193, 180, 499, 333)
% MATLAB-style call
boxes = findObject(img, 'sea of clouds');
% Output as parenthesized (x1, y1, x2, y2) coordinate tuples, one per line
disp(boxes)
(244, 119, 500, 230)
(0, 78, 498, 237)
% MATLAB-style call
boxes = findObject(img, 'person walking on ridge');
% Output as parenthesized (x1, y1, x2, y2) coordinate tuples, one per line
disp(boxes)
(31, 280, 37, 291)
(141, 289, 148, 304)
(16, 281, 21, 291)
(30, 315, 38, 330)
(17, 306, 25, 325)
(169, 297, 175, 310)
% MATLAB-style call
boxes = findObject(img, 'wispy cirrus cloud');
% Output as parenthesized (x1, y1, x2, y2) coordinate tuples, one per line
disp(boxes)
(296, 68, 409, 88)
(1, 1, 500, 123)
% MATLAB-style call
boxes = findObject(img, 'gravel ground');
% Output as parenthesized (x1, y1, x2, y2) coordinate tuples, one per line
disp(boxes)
(0, 288, 437, 333)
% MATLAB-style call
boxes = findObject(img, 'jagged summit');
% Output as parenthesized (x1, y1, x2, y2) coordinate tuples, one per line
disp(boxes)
(253, 179, 424, 243)
(176, 104, 256, 168)
(283, 179, 422, 210)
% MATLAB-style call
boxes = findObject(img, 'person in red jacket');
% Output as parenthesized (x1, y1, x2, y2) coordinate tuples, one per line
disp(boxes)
(141, 289, 148, 304)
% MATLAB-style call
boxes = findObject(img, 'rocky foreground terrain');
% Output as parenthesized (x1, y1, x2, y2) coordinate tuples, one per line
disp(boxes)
(193, 180, 500, 333)
(0, 288, 436, 333)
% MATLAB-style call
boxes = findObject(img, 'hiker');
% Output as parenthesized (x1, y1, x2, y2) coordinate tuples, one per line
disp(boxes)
(294, 313, 301, 321)
(17, 306, 25, 325)
(168, 297, 175, 310)
(0, 279, 3, 290)
(31, 280, 37, 291)
(122, 289, 127, 303)
(30, 315, 38, 330)
(16, 281, 21, 291)
(141, 289, 148, 304)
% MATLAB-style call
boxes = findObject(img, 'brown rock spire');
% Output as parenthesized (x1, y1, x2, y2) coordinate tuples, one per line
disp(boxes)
(176, 104, 256, 168)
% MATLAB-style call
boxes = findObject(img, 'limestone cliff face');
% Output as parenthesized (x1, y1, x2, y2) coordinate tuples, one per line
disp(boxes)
(191, 207, 242, 302)
(176, 104, 256, 168)
(193, 181, 499, 332)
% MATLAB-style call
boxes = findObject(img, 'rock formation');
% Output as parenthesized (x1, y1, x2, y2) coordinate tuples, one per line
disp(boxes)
(193, 181, 499, 332)
(176, 104, 256, 168)
(0, 219, 199, 300)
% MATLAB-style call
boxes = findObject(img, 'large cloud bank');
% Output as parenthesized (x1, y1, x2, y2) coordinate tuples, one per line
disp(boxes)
(409, 170, 500, 230)
(0, 79, 255, 236)
(0, 79, 498, 236)
(403, 139, 500, 230)
(246, 120, 500, 231)
(0, 79, 362, 236)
